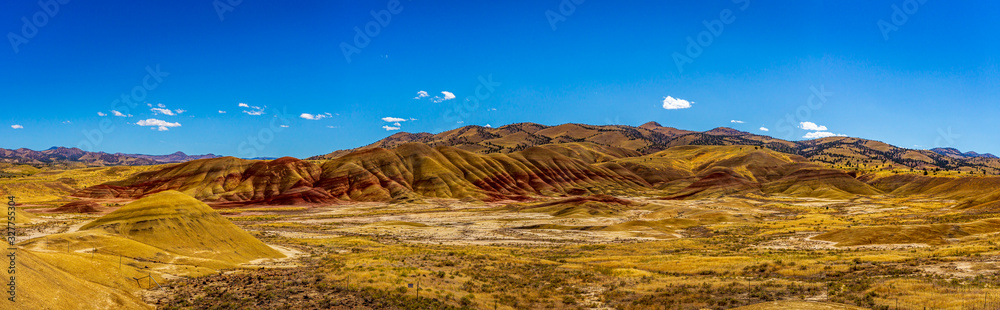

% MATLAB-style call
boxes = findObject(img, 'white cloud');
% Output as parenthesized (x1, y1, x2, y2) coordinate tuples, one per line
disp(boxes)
(431, 91, 456, 103)
(300, 113, 332, 120)
(393, 122, 401, 126)
(97, 112, 107, 116)
(798, 122, 828, 131)
(414, 91, 429, 99)
(457, 121, 464, 124)
(136, 118, 181, 131)
(662, 96, 693, 110)
(242, 105, 265, 116)
(759, 127, 769, 132)
(803, 131, 846, 139)
(327, 125, 338, 129)
(484, 124, 492, 128)
(218, 110, 226, 114)
(174, 109, 186, 114)
(111, 110, 129, 117)
(11, 125, 23, 129)
(280, 125, 289, 128)
(731, 120, 744, 124)
(151, 108, 175, 116)
(382, 125, 401, 131)
(382, 117, 407, 123)
(62, 121, 71, 124)
(156, 103, 166, 108)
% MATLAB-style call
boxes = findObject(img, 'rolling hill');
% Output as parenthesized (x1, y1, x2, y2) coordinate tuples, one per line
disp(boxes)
(309, 122, 1000, 175)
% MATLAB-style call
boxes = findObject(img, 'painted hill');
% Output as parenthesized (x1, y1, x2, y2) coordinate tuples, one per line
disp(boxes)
(75, 157, 335, 205)
(79, 190, 283, 263)
(75, 143, 884, 204)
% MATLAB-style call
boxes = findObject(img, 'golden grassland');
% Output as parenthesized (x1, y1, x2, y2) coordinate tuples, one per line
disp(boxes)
(8, 165, 1000, 309)
(0, 164, 169, 203)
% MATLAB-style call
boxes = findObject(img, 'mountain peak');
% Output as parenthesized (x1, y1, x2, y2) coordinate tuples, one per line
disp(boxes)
(639, 121, 663, 129)
(704, 127, 748, 136)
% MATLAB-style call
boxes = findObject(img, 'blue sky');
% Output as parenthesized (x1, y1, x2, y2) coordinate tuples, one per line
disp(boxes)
(1, 0, 998, 158)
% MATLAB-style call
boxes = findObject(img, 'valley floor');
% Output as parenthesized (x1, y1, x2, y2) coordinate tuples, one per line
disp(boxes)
(17, 194, 1000, 309)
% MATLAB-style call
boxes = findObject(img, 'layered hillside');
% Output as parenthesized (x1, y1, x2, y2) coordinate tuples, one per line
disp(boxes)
(76, 143, 651, 203)
(76, 143, 886, 204)
(76, 157, 336, 205)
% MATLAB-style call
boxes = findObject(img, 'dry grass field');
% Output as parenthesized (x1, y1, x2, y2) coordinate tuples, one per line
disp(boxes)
(11, 188, 1000, 309)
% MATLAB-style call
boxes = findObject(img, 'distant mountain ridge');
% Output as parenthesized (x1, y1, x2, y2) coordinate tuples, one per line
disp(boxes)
(931, 147, 998, 159)
(115, 151, 220, 163)
(0, 147, 219, 167)
(308, 122, 1000, 175)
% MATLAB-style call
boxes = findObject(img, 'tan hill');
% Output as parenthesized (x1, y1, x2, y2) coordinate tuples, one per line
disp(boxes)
(864, 174, 1000, 211)
(78, 190, 283, 263)
(50, 200, 108, 214)
(611, 145, 880, 199)
(510, 194, 637, 217)
(4, 248, 151, 310)
(15, 191, 285, 309)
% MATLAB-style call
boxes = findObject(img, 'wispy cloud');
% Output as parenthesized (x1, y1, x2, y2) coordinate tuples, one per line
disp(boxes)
(803, 131, 846, 139)
(218, 110, 226, 114)
(97, 112, 107, 116)
(300, 113, 333, 120)
(662, 96, 693, 110)
(759, 127, 769, 132)
(241, 103, 265, 116)
(413, 91, 429, 99)
(11, 124, 23, 129)
(151, 108, 175, 116)
(798, 121, 828, 131)
(112, 110, 131, 117)
(731, 120, 744, 124)
(136, 118, 181, 131)
(382, 117, 407, 123)
(382, 125, 400, 131)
